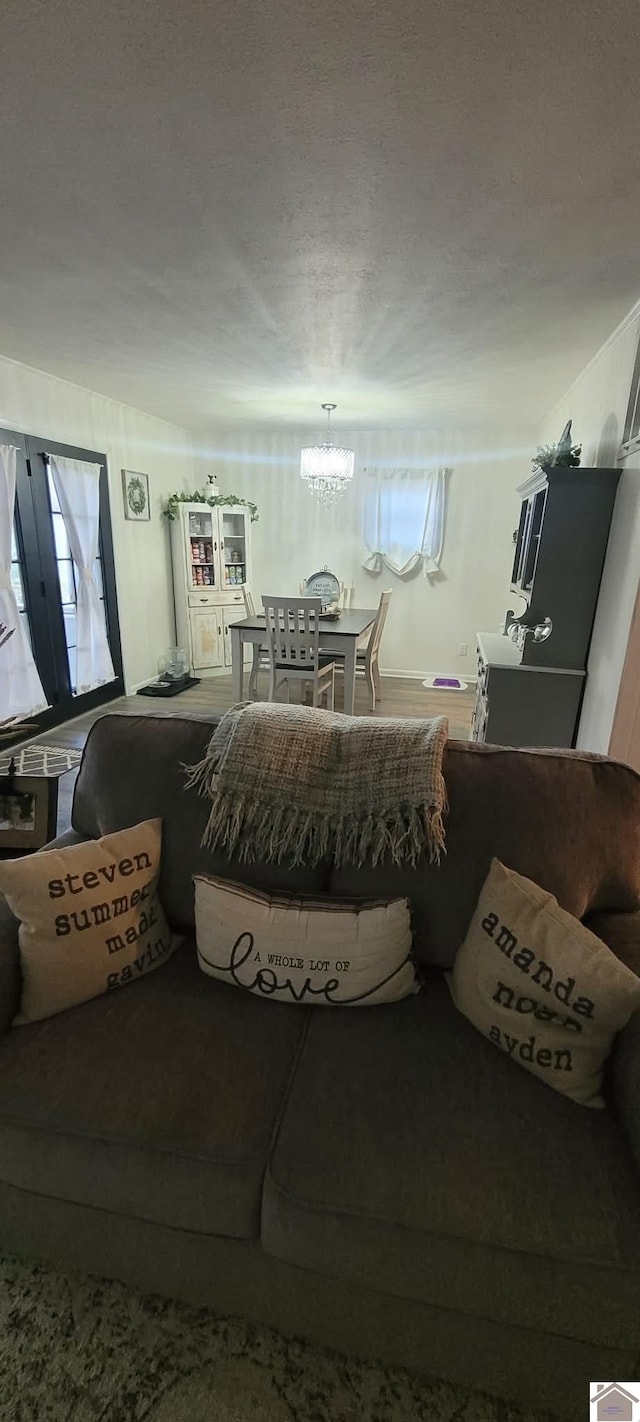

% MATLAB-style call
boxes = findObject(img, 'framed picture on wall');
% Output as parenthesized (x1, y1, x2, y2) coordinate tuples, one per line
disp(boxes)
(122, 469, 150, 522)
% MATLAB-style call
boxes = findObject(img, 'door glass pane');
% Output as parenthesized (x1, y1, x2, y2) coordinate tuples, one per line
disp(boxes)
(52, 512, 71, 559)
(46, 473, 108, 697)
(61, 604, 76, 690)
(10, 524, 26, 612)
(5, 442, 121, 729)
(48, 476, 61, 513)
(10, 520, 38, 655)
(62, 605, 76, 650)
(56, 559, 76, 605)
(11, 563, 25, 611)
(46, 470, 78, 691)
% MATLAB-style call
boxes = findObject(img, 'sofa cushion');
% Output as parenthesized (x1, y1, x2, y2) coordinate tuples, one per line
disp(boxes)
(71, 715, 330, 928)
(449, 859, 640, 1108)
(194, 875, 418, 1006)
(262, 975, 640, 1349)
(329, 741, 640, 967)
(0, 942, 308, 1239)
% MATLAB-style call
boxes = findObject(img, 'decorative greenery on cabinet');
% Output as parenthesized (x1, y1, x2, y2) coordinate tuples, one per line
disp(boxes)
(162, 492, 259, 522)
(531, 418, 581, 475)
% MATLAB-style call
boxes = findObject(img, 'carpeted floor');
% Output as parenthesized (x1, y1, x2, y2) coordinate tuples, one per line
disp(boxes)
(0, 1255, 555, 1422)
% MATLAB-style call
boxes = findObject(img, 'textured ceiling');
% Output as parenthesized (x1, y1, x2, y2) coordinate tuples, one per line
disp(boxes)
(0, 0, 639, 434)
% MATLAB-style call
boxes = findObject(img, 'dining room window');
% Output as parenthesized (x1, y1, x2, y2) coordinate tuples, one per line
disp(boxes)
(362, 466, 447, 579)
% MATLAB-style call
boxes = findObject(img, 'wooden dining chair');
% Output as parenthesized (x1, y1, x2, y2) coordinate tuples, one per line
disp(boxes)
(243, 585, 270, 698)
(334, 589, 392, 712)
(262, 596, 336, 709)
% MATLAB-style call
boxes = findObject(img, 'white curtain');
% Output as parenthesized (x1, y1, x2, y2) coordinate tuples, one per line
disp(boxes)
(0, 444, 48, 721)
(49, 456, 116, 693)
(362, 466, 447, 579)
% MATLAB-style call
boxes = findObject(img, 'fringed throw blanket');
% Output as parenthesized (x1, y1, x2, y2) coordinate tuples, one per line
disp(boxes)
(186, 702, 448, 868)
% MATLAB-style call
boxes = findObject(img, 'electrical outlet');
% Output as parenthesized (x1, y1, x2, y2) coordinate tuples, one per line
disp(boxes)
(458, 642, 468, 657)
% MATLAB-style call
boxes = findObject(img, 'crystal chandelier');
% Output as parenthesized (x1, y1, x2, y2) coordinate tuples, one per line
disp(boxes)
(300, 403, 355, 507)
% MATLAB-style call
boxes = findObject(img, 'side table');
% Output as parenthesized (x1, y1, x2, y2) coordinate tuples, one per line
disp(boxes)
(0, 745, 82, 857)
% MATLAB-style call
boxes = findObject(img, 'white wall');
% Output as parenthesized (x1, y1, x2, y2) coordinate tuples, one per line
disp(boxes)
(0, 355, 196, 692)
(198, 426, 529, 679)
(539, 303, 640, 753)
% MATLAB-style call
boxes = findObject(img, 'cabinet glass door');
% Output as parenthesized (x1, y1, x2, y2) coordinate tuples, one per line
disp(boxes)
(511, 502, 528, 586)
(186, 509, 217, 591)
(511, 499, 534, 590)
(221, 510, 248, 589)
(522, 488, 546, 591)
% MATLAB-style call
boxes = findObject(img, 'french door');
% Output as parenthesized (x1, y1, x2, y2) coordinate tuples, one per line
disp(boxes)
(7, 429, 123, 739)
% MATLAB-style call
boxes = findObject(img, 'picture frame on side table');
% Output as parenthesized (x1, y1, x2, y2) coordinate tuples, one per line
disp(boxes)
(0, 776, 52, 852)
(122, 470, 150, 522)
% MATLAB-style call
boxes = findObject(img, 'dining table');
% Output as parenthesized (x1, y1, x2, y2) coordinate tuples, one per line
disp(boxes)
(229, 608, 379, 715)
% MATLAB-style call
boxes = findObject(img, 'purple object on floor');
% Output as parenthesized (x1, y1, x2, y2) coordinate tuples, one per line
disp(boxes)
(433, 677, 462, 688)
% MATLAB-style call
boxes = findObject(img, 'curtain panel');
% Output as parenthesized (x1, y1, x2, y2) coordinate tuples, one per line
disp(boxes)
(362, 466, 447, 579)
(0, 443, 48, 721)
(49, 456, 116, 694)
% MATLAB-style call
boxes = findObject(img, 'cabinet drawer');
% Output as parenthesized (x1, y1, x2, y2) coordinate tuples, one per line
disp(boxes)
(188, 591, 245, 609)
(216, 590, 245, 607)
(476, 653, 488, 697)
(188, 591, 219, 608)
(471, 689, 488, 743)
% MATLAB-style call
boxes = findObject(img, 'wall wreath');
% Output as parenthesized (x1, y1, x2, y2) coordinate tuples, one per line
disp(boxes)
(122, 470, 151, 522)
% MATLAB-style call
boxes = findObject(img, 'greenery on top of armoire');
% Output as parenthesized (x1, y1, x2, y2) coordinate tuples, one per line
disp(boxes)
(162, 492, 259, 522)
(531, 419, 581, 475)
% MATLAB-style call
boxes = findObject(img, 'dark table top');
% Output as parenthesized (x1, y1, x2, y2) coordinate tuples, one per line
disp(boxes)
(234, 609, 378, 637)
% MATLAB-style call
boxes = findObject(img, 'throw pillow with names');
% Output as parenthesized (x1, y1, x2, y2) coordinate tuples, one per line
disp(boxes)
(449, 858, 640, 1107)
(0, 818, 178, 1025)
(194, 874, 418, 1006)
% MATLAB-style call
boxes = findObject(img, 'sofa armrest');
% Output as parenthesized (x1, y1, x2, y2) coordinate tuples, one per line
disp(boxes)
(610, 1011, 640, 1173)
(0, 831, 88, 1037)
(45, 829, 89, 853)
(587, 909, 640, 1171)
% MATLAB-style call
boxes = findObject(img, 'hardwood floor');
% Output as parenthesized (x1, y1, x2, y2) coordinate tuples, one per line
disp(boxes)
(13, 673, 474, 837)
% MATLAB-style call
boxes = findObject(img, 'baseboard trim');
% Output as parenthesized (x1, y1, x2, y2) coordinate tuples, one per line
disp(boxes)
(125, 677, 160, 695)
(125, 669, 477, 691)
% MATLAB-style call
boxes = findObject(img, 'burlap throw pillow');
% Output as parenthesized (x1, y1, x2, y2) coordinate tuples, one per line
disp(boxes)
(449, 858, 640, 1107)
(194, 874, 419, 1006)
(0, 819, 178, 1025)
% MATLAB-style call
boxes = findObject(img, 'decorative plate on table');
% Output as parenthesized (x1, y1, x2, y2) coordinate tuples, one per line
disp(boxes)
(304, 568, 341, 609)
